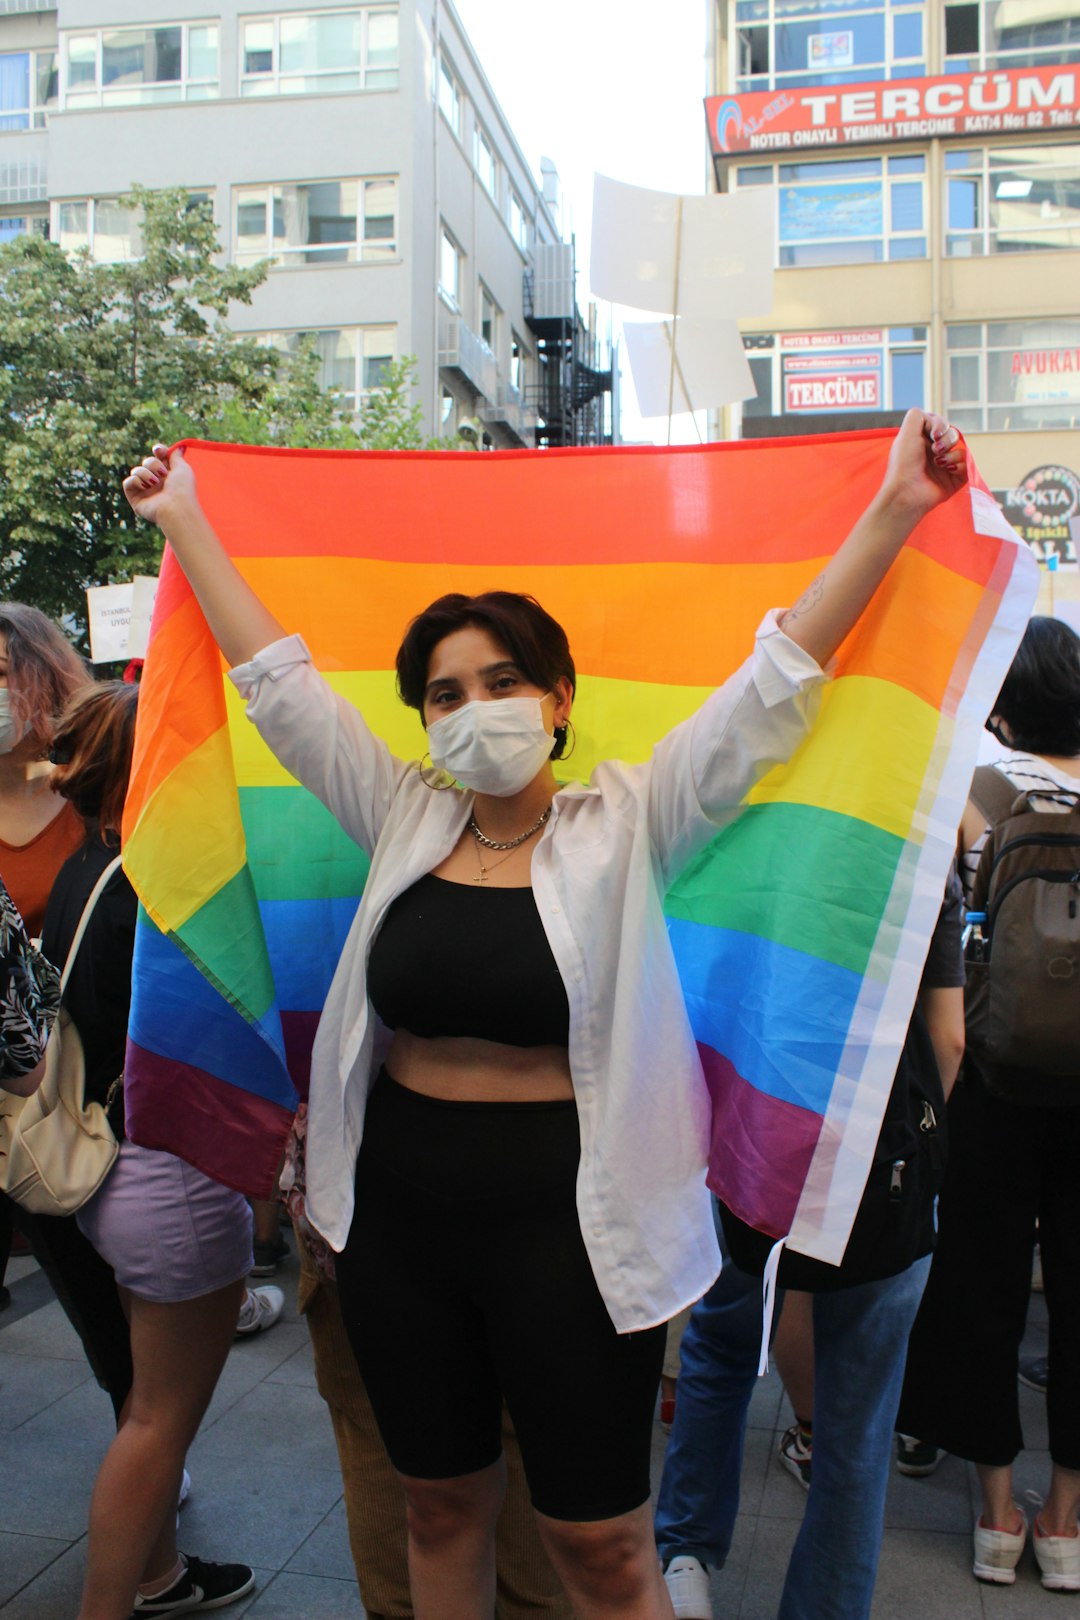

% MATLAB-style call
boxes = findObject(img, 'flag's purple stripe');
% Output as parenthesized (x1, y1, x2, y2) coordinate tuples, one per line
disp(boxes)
(700, 1044, 824, 1238)
(129, 919, 298, 1110)
(281, 1010, 320, 1099)
(669, 918, 861, 1116)
(124, 1040, 294, 1201)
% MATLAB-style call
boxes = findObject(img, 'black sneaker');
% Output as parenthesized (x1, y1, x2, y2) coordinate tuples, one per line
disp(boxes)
(249, 1233, 289, 1276)
(131, 1555, 255, 1614)
(896, 1432, 944, 1476)
(1019, 1355, 1048, 1394)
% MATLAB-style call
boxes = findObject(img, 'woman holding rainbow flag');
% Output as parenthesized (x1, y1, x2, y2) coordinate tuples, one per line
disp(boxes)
(124, 409, 966, 1620)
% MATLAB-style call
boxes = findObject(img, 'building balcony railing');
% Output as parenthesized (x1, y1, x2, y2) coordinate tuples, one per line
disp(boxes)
(0, 152, 47, 206)
(438, 313, 497, 402)
(479, 380, 538, 446)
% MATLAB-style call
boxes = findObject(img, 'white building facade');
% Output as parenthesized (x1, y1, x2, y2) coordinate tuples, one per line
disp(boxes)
(0, 0, 614, 445)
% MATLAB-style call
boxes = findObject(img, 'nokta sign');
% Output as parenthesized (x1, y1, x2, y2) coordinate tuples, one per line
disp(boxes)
(706, 65, 1079, 157)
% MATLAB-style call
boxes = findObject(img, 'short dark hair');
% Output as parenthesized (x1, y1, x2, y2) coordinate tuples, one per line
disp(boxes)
(396, 592, 576, 758)
(0, 603, 91, 757)
(50, 682, 139, 837)
(992, 615, 1080, 757)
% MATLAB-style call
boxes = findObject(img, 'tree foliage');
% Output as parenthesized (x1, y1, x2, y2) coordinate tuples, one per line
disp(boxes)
(0, 187, 450, 630)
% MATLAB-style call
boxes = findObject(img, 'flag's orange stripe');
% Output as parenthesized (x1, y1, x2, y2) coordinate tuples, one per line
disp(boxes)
(124, 594, 225, 836)
(234, 546, 980, 705)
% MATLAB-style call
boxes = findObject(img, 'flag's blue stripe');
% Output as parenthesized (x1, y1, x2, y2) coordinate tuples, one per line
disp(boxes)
(129, 921, 297, 1110)
(668, 918, 862, 1117)
(259, 895, 360, 1010)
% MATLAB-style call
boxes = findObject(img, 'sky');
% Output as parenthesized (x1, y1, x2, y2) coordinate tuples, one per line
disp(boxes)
(450, 0, 712, 442)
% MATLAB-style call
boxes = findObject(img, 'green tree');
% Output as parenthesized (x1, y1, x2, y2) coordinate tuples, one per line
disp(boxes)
(0, 187, 447, 629)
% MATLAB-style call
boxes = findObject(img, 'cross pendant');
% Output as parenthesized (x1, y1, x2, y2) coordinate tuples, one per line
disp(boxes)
(473, 869, 487, 884)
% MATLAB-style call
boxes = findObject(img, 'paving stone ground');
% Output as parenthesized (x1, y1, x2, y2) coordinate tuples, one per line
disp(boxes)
(1, 1244, 1051, 1617)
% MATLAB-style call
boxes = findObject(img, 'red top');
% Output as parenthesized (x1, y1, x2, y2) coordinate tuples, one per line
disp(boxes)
(0, 800, 85, 937)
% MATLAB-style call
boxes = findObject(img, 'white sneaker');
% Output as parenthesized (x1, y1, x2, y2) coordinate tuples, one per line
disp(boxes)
(973, 1510, 1027, 1584)
(1034, 1518, 1080, 1591)
(235, 1284, 284, 1337)
(663, 1554, 713, 1619)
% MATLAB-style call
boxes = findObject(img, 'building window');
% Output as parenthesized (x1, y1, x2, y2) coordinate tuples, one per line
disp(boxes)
(944, 0, 1080, 73)
(945, 144, 1080, 258)
(260, 324, 395, 410)
(240, 7, 398, 97)
(475, 125, 497, 199)
(736, 153, 926, 266)
(0, 209, 49, 243)
(63, 24, 218, 107)
(947, 319, 1080, 432)
(439, 226, 461, 307)
(0, 50, 58, 130)
(509, 191, 529, 252)
(743, 327, 927, 420)
(479, 284, 498, 351)
(734, 0, 925, 95)
(54, 197, 144, 261)
(440, 387, 456, 430)
(438, 54, 461, 135)
(233, 178, 397, 266)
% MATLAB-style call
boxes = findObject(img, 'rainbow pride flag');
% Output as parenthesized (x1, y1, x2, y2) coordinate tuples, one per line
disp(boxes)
(122, 432, 1035, 1264)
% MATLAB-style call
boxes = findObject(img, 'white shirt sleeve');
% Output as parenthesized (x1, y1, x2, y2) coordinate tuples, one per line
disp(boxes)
(648, 610, 828, 884)
(228, 634, 413, 856)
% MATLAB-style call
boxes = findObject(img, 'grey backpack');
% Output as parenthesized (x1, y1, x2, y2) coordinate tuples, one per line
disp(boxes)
(964, 765, 1080, 1105)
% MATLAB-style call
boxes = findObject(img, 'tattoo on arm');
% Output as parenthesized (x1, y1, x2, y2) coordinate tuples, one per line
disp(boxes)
(781, 572, 825, 627)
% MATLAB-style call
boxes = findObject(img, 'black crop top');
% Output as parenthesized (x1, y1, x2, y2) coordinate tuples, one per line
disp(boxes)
(367, 874, 570, 1048)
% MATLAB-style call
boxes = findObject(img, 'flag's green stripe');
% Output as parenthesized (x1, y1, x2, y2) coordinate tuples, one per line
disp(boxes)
(238, 786, 371, 902)
(666, 802, 903, 978)
(174, 866, 277, 1022)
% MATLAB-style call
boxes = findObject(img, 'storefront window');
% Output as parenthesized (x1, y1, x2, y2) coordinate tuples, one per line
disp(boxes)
(738, 154, 926, 265)
(946, 319, 1080, 432)
(945, 145, 1080, 257)
(743, 327, 927, 420)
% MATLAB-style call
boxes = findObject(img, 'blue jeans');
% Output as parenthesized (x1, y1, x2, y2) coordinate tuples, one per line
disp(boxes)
(655, 1240, 931, 1620)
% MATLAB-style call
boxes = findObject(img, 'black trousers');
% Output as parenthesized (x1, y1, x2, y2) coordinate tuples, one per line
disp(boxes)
(335, 1072, 666, 1523)
(4, 1189, 132, 1421)
(897, 1067, 1080, 1469)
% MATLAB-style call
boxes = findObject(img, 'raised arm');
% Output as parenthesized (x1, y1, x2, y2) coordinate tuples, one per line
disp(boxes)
(124, 444, 284, 667)
(778, 409, 966, 668)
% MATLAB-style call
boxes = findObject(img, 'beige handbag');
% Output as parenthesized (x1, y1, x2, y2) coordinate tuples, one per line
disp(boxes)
(0, 855, 122, 1216)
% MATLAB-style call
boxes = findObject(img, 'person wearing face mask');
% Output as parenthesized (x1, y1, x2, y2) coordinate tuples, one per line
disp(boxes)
(0, 603, 91, 1308)
(123, 412, 968, 1620)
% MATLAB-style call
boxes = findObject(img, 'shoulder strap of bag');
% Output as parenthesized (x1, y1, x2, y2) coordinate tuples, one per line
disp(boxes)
(969, 764, 1018, 830)
(59, 854, 123, 994)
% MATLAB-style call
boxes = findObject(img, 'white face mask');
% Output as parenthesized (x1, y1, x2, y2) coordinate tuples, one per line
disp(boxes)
(0, 690, 26, 756)
(428, 695, 555, 797)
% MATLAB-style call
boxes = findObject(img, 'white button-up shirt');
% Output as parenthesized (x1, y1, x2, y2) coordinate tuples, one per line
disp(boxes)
(230, 612, 826, 1332)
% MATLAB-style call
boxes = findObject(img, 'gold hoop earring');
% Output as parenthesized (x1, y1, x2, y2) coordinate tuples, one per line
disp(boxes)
(417, 753, 454, 791)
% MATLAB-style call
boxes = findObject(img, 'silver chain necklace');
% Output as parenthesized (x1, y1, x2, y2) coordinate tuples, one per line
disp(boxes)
(468, 803, 552, 851)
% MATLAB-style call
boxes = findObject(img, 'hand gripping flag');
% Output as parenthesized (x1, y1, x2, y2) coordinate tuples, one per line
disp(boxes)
(121, 431, 1036, 1265)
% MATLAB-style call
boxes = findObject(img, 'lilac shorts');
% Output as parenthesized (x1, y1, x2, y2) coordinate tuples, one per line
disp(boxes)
(77, 1139, 254, 1303)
